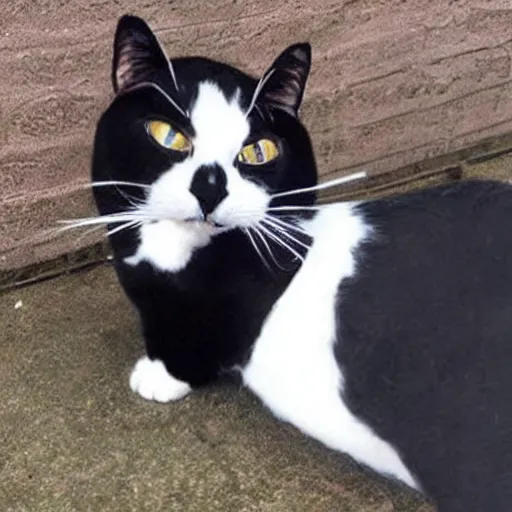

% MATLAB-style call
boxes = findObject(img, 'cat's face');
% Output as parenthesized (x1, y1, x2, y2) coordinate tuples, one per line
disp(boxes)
(92, 16, 317, 266)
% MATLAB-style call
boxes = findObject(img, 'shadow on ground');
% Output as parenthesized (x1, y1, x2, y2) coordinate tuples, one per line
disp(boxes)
(0, 264, 431, 511)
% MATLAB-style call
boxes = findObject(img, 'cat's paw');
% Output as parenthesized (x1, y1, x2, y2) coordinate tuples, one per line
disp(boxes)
(129, 356, 191, 403)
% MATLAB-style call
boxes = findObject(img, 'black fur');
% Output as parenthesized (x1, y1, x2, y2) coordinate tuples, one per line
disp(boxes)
(337, 180, 512, 510)
(113, 233, 295, 386)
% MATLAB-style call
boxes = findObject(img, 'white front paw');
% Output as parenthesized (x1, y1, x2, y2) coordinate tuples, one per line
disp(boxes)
(129, 356, 191, 403)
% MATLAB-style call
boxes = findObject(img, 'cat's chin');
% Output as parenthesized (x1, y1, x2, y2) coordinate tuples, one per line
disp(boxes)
(179, 216, 240, 235)
(174, 218, 233, 237)
(183, 217, 223, 229)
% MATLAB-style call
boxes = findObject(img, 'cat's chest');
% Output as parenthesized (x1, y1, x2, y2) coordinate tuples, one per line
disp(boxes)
(242, 205, 417, 488)
(242, 204, 364, 433)
(123, 220, 214, 272)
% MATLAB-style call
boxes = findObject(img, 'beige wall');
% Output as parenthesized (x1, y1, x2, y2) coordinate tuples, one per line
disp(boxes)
(2, 1, 512, 270)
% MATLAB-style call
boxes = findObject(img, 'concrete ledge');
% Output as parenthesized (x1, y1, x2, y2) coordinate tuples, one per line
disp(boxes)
(0, 264, 431, 511)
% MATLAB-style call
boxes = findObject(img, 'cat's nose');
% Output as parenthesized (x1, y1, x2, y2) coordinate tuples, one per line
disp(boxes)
(189, 163, 228, 217)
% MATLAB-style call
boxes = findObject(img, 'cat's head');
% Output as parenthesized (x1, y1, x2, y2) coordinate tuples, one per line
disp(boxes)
(93, 15, 317, 237)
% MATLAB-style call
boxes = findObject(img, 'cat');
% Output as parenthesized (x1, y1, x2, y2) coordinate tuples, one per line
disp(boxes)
(87, 14, 512, 511)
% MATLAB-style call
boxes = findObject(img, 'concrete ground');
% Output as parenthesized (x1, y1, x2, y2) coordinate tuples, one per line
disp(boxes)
(0, 264, 431, 511)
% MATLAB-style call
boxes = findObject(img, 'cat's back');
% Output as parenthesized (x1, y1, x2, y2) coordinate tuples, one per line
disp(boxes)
(340, 179, 512, 336)
(360, 178, 512, 240)
(336, 179, 512, 510)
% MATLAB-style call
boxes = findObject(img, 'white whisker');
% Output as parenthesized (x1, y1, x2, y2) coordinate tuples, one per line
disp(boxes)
(243, 228, 272, 272)
(270, 171, 367, 200)
(251, 225, 289, 271)
(262, 218, 311, 251)
(146, 27, 181, 95)
(254, 102, 266, 121)
(106, 220, 142, 237)
(146, 81, 187, 118)
(245, 69, 275, 118)
(168, 60, 180, 95)
(119, 81, 187, 118)
(71, 224, 107, 247)
(57, 211, 151, 230)
(90, 180, 151, 190)
(258, 223, 305, 263)
(267, 205, 325, 212)
(265, 214, 307, 235)
(114, 186, 146, 210)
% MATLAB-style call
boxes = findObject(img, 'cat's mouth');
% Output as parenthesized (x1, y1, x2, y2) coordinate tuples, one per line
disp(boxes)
(183, 216, 224, 229)
(148, 216, 226, 230)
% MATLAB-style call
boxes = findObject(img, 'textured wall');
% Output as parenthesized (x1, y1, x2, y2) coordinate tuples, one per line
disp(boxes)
(2, 0, 512, 270)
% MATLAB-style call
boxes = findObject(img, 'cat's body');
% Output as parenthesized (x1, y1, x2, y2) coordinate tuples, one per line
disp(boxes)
(90, 15, 512, 511)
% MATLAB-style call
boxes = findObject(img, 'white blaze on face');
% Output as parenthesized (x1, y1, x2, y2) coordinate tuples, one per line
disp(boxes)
(191, 84, 248, 165)
(126, 81, 271, 272)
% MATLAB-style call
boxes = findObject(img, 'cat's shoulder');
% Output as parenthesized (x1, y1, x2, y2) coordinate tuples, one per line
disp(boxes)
(353, 179, 512, 232)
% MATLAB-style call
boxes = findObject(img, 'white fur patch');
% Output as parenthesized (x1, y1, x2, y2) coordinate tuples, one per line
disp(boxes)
(190, 83, 249, 165)
(125, 81, 270, 272)
(213, 171, 269, 229)
(124, 219, 214, 272)
(130, 356, 191, 402)
(243, 204, 418, 489)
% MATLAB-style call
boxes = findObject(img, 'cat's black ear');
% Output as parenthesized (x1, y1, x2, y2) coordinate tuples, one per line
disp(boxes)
(258, 43, 311, 117)
(112, 15, 177, 94)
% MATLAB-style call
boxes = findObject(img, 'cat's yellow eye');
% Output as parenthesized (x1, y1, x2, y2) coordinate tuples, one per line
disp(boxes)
(238, 139, 279, 165)
(146, 120, 192, 152)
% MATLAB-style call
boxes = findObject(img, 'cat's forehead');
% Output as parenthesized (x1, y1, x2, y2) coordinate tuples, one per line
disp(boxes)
(188, 81, 250, 161)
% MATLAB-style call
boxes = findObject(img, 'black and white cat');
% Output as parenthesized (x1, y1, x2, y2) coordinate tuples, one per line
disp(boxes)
(87, 15, 512, 511)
